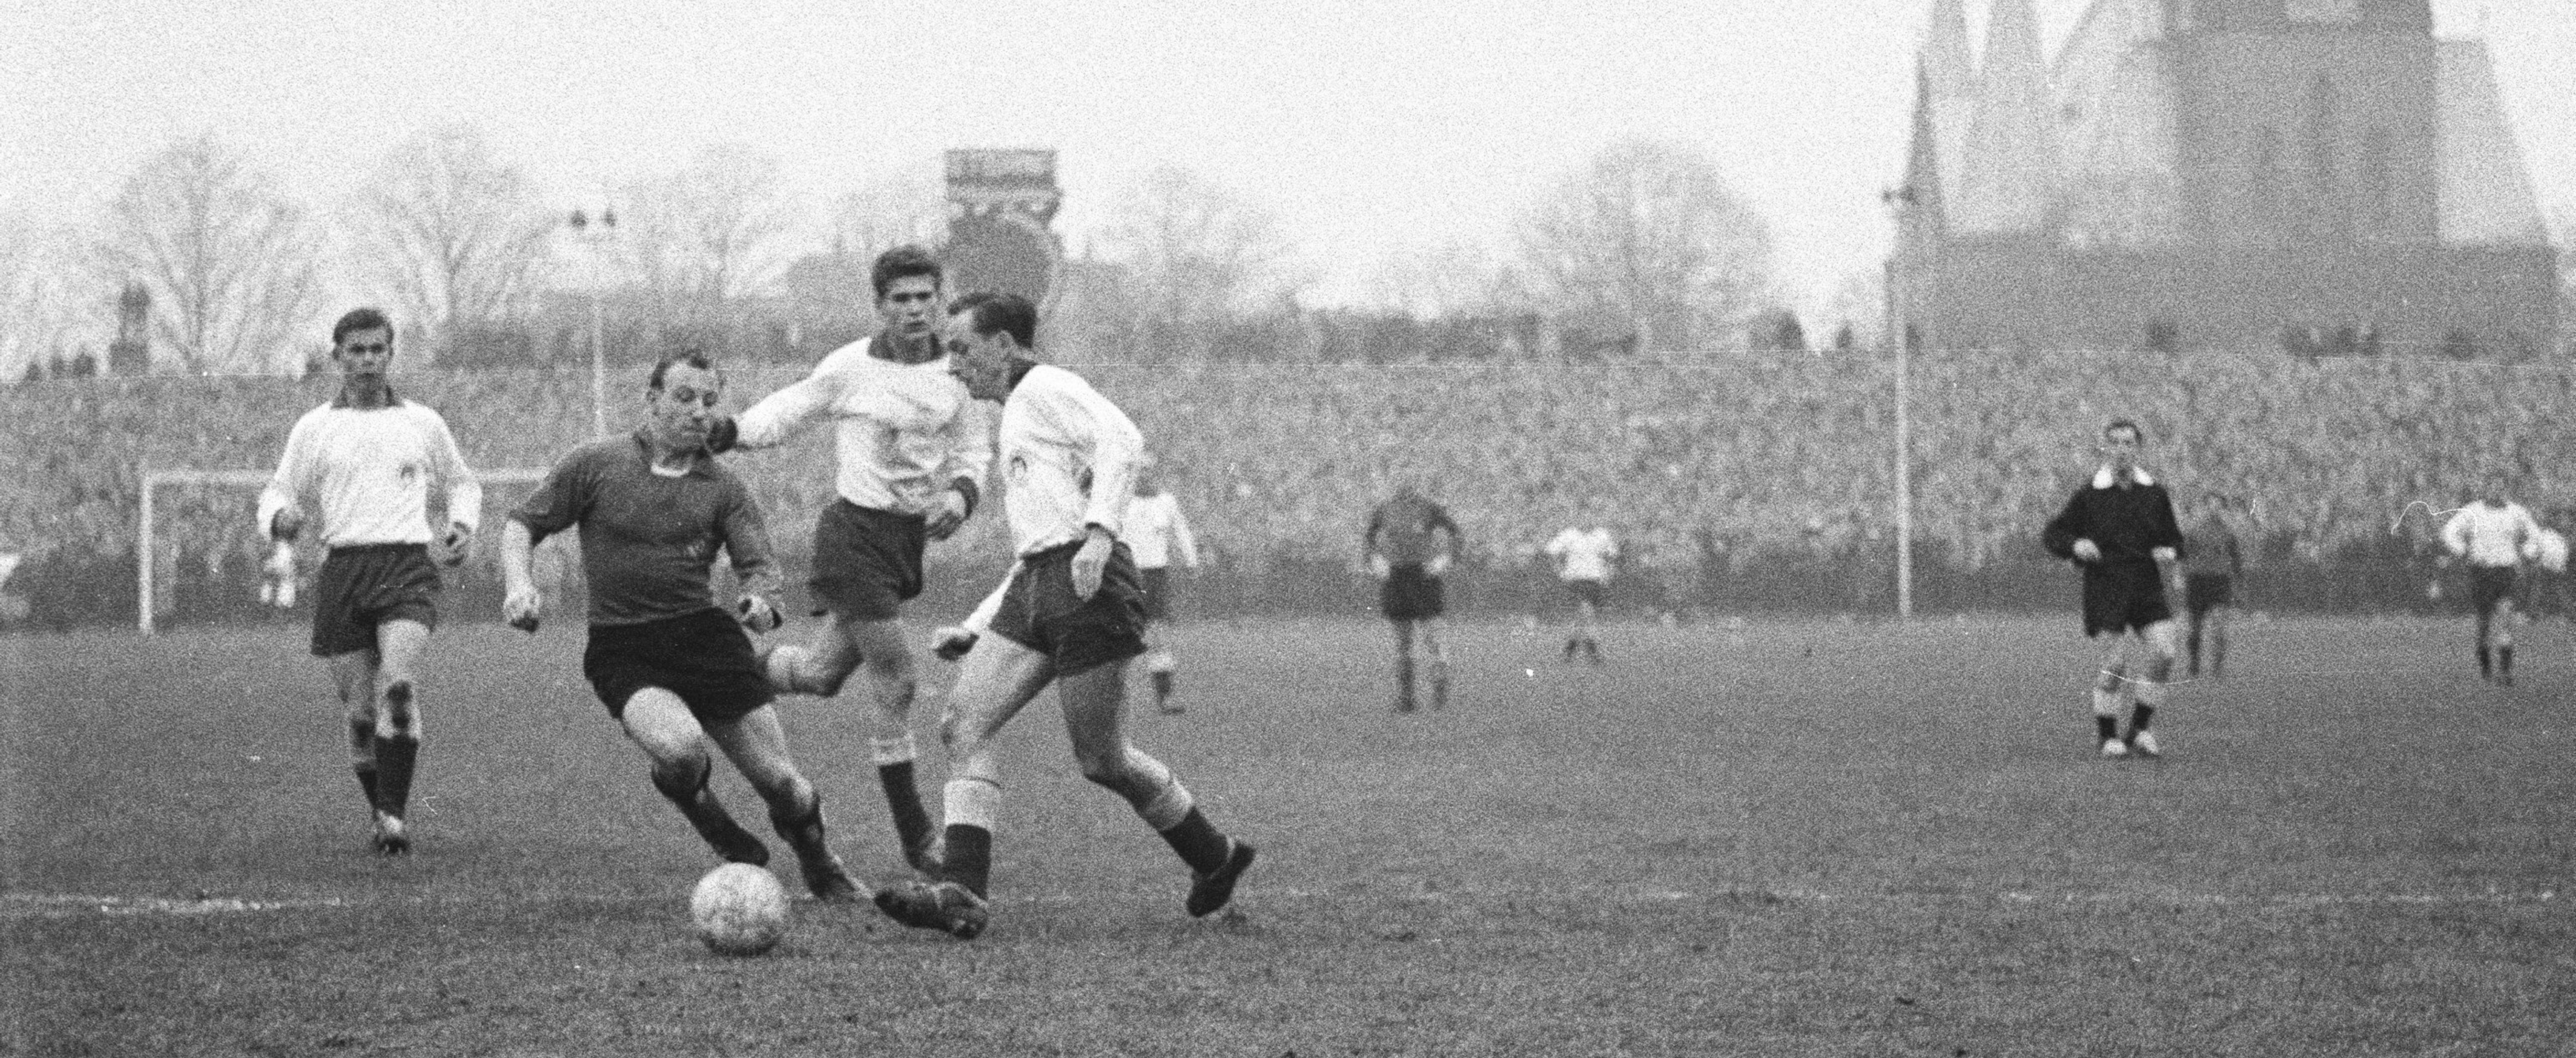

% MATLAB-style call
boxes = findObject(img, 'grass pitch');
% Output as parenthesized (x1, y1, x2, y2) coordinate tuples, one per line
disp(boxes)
(3, 615, 2572, 1056)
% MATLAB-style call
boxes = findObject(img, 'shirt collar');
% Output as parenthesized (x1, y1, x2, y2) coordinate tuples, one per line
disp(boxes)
(2093, 465, 2154, 489)
(331, 384, 399, 409)
(631, 428, 714, 477)
(1004, 358, 1038, 393)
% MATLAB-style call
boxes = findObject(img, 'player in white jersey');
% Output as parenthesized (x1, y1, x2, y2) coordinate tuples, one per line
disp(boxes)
(872, 294, 1255, 940)
(704, 246, 989, 871)
(1543, 510, 1618, 664)
(2439, 478, 2543, 685)
(256, 308, 482, 854)
(1125, 455, 1201, 713)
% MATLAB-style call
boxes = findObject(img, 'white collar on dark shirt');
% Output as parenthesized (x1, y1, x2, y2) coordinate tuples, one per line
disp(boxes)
(2092, 466, 2155, 489)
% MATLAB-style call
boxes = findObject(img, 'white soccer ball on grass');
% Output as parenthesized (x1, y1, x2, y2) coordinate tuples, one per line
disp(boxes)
(690, 863, 789, 956)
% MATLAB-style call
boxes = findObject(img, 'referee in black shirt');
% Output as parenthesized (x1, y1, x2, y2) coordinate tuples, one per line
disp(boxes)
(2042, 420, 2186, 760)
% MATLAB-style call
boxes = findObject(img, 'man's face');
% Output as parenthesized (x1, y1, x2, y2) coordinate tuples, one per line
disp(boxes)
(877, 274, 942, 342)
(648, 363, 722, 450)
(333, 327, 393, 380)
(2099, 426, 2141, 473)
(943, 311, 1013, 402)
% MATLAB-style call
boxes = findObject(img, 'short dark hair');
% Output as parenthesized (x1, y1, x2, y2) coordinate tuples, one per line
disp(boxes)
(649, 350, 720, 391)
(2103, 419, 2144, 443)
(871, 245, 943, 298)
(331, 308, 395, 347)
(962, 294, 1038, 349)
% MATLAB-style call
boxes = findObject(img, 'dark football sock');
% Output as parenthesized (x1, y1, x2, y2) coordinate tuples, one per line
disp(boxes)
(1151, 671, 1175, 702)
(2096, 715, 2120, 742)
(2477, 645, 2492, 676)
(1158, 808, 1232, 876)
(2498, 646, 2514, 676)
(2128, 704, 2155, 734)
(939, 824, 993, 898)
(374, 735, 419, 819)
(353, 765, 380, 809)
(878, 762, 933, 855)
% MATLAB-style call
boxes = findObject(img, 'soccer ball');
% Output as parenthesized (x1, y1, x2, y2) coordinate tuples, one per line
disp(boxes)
(690, 863, 788, 956)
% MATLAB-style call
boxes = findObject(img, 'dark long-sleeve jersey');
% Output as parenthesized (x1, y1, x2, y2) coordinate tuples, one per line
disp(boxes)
(2041, 473, 2184, 571)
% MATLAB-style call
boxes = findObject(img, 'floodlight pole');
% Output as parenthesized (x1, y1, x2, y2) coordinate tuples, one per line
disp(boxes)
(1883, 188, 1918, 621)
(569, 206, 619, 438)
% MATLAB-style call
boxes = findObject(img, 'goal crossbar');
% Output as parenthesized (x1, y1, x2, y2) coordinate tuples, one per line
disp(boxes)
(138, 466, 550, 634)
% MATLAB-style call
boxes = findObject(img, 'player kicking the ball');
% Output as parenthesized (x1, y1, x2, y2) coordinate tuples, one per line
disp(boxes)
(258, 308, 481, 855)
(872, 293, 1257, 939)
(2041, 419, 2186, 759)
(499, 352, 863, 901)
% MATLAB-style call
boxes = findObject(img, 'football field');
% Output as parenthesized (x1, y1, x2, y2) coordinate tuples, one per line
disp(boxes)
(4, 615, 2571, 1056)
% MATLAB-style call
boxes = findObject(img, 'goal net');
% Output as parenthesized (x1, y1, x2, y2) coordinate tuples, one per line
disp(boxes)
(137, 467, 557, 634)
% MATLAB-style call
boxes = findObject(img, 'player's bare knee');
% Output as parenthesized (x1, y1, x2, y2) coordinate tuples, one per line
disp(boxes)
(649, 749, 713, 801)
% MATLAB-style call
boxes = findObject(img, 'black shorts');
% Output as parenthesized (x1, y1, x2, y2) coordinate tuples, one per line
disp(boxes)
(987, 542, 1149, 677)
(2184, 574, 2233, 617)
(1139, 566, 1174, 622)
(2467, 565, 2518, 614)
(583, 608, 773, 725)
(2081, 564, 2172, 638)
(1564, 578, 1607, 610)
(310, 544, 441, 658)
(1380, 564, 1445, 622)
(809, 500, 927, 621)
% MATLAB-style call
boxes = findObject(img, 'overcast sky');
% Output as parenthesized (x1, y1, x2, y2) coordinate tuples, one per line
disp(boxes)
(2, 0, 2568, 325)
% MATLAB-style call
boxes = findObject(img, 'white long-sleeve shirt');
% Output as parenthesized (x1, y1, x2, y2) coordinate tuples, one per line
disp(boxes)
(2532, 528, 2568, 574)
(2442, 501, 2541, 569)
(1544, 526, 1619, 582)
(995, 363, 1143, 557)
(257, 398, 482, 548)
(732, 335, 987, 516)
(1124, 491, 1199, 570)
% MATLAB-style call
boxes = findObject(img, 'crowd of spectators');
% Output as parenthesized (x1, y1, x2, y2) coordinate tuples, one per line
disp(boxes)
(3, 347, 2569, 627)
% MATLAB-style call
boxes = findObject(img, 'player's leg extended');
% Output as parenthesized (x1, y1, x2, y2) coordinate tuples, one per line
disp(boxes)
(621, 689, 770, 867)
(1390, 619, 1418, 712)
(755, 620, 862, 698)
(823, 614, 943, 868)
(1420, 616, 1451, 710)
(1144, 620, 1181, 714)
(707, 705, 862, 901)
(1576, 596, 1602, 663)
(1058, 660, 1255, 917)
(2092, 636, 2131, 756)
(325, 650, 382, 822)
(874, 639, 1053, 939)
(2128, 621, 2179, 757)
(2207, 603, 2231, 678)
(2474, 596, 2496, 680)
(368, 618, 435, 844)
(2491, 596, 2518, 686)
(2184, 604, 2206, 678)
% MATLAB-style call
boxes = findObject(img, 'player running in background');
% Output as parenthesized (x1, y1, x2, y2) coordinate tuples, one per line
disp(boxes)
(500, 353, 862, 901)
(2179, 495, 2244, 679)
(1366, 482, 1461, 712)
(1125, 454, 1201, 714)
(1543, 509, 1618, 665)
(2440, 478, 2543, 686)
(872, 293, 1256, 940)
(257, 308, 482, 854)
(2040, 420, 2185, 759)
(704, 246, 988, 872)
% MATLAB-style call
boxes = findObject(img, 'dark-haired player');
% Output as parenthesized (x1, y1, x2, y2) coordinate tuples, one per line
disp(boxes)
(257, 308, 481, 854)
(2041, 419, 2184, 759)
(1367, 483, 1461, 712)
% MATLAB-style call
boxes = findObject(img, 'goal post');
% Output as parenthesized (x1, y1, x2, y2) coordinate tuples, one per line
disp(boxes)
(137, 466, 552, 634)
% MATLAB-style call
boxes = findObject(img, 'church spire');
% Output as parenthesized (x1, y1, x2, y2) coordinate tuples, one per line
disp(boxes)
(1953, 0, 2060, 234)
(1922, 0, 1974, 101)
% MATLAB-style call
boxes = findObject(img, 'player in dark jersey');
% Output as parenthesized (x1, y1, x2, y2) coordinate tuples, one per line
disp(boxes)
(2041, 420, 2186, 759)
(1366, 483, 1461, 712)
(2179, 496, 2244, 679)
(499, 352, 863, 901)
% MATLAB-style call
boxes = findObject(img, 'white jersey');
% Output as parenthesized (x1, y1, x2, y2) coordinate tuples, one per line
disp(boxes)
(1125, 491, 1199, 570)
(2530, 527, 2568, 573)
(256, 397, 482, 548)
(1545, 527, 1618, 582)
(2441, 501, 2541, 569)
(733, 334, 988, 517)
(994, 364, 1144, 557)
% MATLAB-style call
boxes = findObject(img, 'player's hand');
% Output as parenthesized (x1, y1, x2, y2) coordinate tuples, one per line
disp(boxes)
(704, 416, 740, 455)
(926, 489, 970, 541)
(435, 522, 474, 567)
(735, 594, 784, 633)
(503, 587, 542, 633)
(931, 625, 979, 662)
(2072, 539, 2102, 563)
(262, 540, 296, 579)
(1425, 554, 1453, 577)
(1366, 554, 1391, 580)
(2150, 546, 2178, 564)
(1072, 529, 1113, 600)
(270, 508, 306, 542)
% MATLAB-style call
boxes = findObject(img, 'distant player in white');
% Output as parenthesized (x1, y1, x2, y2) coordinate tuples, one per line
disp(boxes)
(257, 308, 482, 854)
(872, 293, 1255, 940)
(703, 245, 989, 871)
(1543, 511, 1617, 664)
(2441, 478, 2543, 685)
(1124, 455, 1201, 714)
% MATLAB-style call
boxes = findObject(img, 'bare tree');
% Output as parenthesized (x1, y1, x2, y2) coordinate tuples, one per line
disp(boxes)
(92, 136, 321, 374)
(828, 168, 945, 264)
(355, 123, 555, 360)
(1372, 238, 1529, 319)
(0, 210, 80, 380)
(620, 144, 800, 328)
(1517, 140, 1772, 353)
(1098, 165, 1300, 329)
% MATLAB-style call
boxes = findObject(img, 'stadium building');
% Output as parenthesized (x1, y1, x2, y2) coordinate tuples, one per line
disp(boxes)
(1890, 0, 2559, 358)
